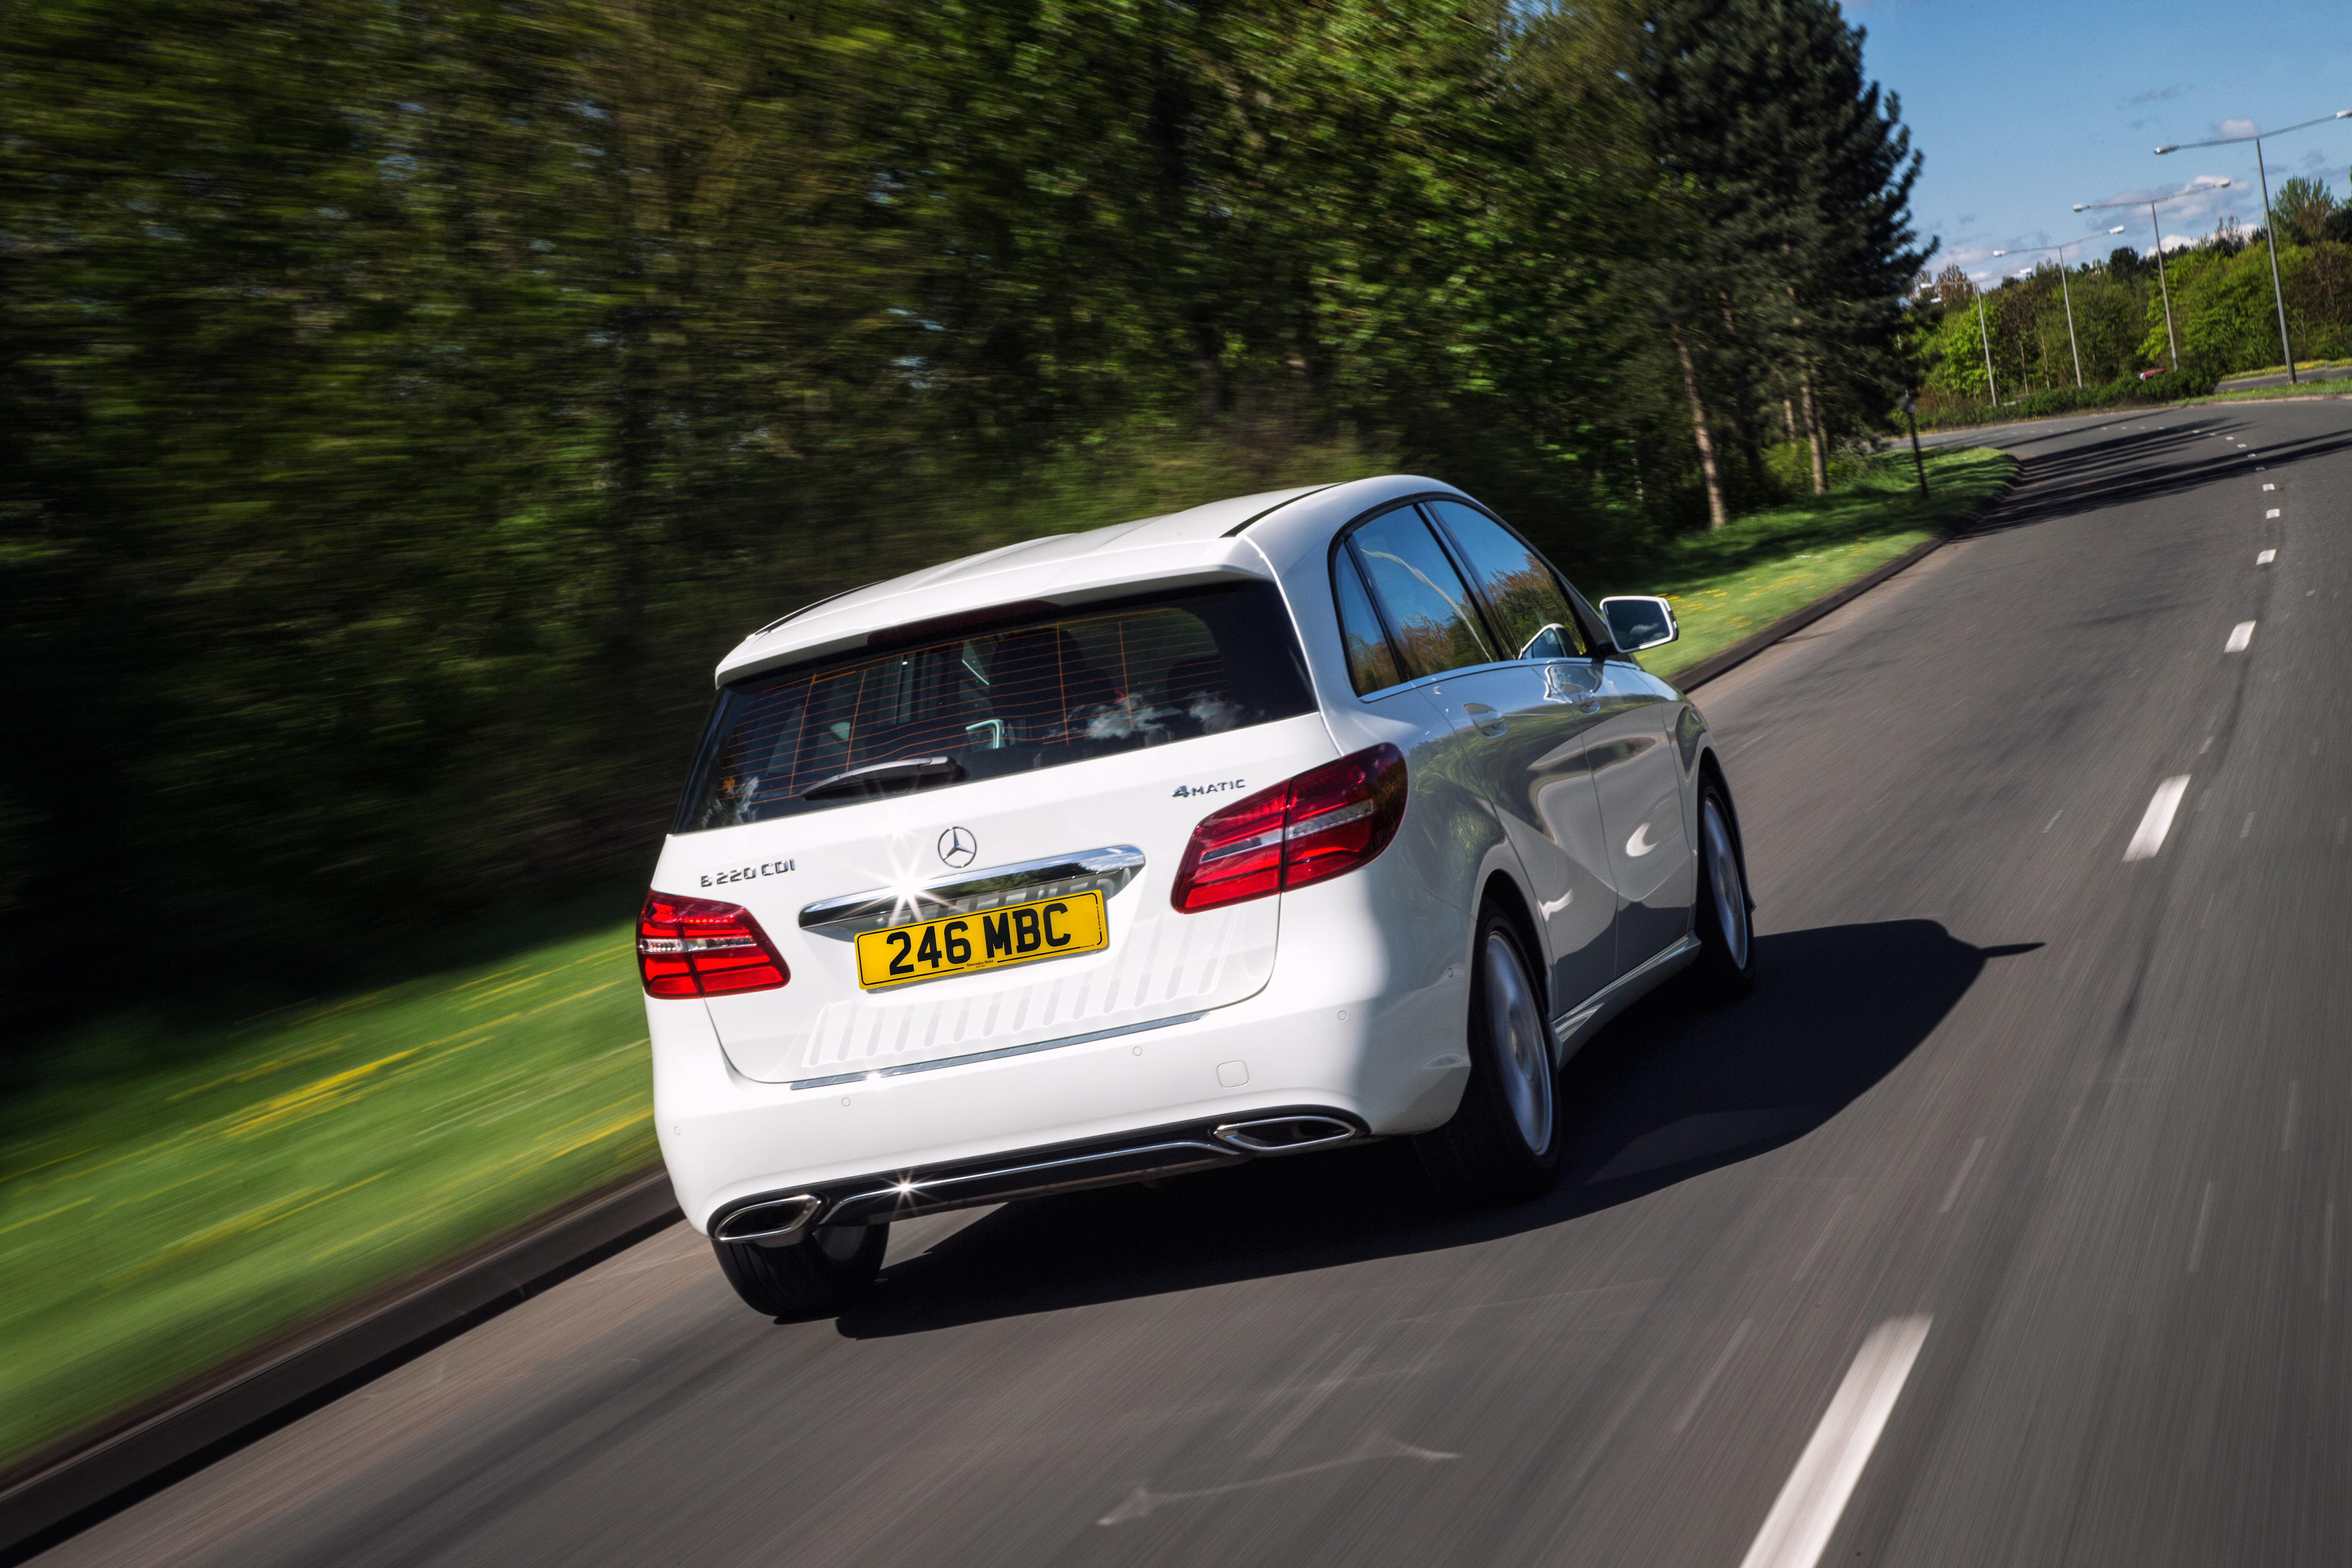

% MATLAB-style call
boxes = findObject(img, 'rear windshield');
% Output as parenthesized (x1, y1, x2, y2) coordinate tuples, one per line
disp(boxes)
(675, 581, 1315, 832)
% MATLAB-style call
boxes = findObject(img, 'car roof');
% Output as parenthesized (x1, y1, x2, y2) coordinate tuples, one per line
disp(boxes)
(712, 475, 1460, 684)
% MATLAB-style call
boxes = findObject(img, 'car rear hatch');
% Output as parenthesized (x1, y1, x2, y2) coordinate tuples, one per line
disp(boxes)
(651, 580, 1334, 1086)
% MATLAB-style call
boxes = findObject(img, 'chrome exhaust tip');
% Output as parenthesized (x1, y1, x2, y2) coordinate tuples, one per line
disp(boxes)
(1211, 1116, 1359, 1155)
(712, 1193, 823, 1247)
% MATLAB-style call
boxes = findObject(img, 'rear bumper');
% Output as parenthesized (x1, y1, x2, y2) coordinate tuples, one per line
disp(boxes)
(709, 1108, 1363, 1244)
(652, 876, 1475, 1232)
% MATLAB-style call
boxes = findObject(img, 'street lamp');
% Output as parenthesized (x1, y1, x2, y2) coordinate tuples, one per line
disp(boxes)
(1991, 230, 2125, 388)
(1974, 282, 1999, 406)
(2157, 109, 2352, 385)
(2076, 182, 2231, 373)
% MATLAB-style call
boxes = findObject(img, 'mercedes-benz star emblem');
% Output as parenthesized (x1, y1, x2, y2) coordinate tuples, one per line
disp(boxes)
(938, 827, 978, 868)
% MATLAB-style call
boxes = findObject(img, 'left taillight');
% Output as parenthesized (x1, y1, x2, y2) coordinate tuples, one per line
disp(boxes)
(637, 893, 789, 998)
(1170, 743, 1408, 912)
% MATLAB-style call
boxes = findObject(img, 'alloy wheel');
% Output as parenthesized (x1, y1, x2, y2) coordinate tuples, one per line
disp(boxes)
(1481, 930, 1554, 1153)
(1702, 798, 1750, 971)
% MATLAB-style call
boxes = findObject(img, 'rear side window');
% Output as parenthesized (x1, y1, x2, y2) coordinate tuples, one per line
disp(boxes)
(1344, 507, 1494, 679)
(1332, 552, 1404, 695)
(1422, 499, 1587, 661)
(675, 581, 1314, 832)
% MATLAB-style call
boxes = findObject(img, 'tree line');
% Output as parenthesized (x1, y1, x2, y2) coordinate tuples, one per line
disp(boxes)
(1, 0, 1927, 1034)
(1914, 172, 2352, 410)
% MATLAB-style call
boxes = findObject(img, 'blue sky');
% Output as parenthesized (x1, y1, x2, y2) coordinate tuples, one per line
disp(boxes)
(1841, 0, 2352, 285)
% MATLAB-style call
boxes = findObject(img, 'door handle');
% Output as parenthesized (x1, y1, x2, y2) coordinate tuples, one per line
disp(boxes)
(1462, 703, 1508, 738)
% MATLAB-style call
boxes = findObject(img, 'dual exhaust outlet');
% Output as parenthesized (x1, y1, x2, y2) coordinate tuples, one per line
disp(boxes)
(710, 1114, 1358, 1247)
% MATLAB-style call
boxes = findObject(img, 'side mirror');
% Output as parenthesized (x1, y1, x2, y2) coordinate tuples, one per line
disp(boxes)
(1599, 595, 1678, 654)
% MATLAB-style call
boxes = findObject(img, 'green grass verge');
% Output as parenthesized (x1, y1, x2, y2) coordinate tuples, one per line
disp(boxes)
(2221, 358, 2352, 379)
(0, 923, 651, 1471)
(2194, 383, 2352, 405)
(1611, 446, 2017, 679)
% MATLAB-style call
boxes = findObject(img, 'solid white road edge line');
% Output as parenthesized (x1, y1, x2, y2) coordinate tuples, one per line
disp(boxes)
(2124, 776, 2192, 862)
(2226, 621, 2256, 652)
(1736, 1316, 1932, 1568)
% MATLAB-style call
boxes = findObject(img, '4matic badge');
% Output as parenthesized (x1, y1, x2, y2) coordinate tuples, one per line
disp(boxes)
(1171, 779, 1245, 799)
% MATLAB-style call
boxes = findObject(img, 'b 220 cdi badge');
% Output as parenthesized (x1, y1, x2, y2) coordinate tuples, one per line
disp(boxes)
(640, 475, 1755, 1315)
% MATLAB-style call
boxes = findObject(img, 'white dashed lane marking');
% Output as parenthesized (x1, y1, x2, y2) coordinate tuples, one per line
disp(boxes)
(2225, 621, 2255, 653)
(2190, 1180, 2217, 1273)
(1938, 1136, 1987, 1214)
(2258, 550, 2276, 564)
(1673, 1319, 1753, 1434)
(2125, 777, 2192, 862)
(1792, 1196, 1855, 1281)
(1735, 1318, 1933, 1568)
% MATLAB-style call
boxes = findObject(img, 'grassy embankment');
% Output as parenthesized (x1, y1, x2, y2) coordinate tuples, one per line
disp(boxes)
(0, 442, 2012, 1473)
(0, 930, 651, 1471)
(2221, 358, 2352, 380)
(2196, 382, 2352, 405)
(1623, 444, 2014, 678)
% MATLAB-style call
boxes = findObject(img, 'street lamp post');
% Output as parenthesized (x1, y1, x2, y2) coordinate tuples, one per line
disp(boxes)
(1975, 288, 1999, 406)
(2157, 109, 2352, 386)
(2076, 183, 2230, 374)
(1992, 232, 2123, 388)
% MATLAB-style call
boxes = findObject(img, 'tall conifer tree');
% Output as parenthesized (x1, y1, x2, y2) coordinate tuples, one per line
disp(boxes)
(1633, 0, 1928, 508)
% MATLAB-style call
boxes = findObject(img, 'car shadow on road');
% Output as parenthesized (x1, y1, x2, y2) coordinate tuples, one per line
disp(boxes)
(835, 919, 2038, 1340)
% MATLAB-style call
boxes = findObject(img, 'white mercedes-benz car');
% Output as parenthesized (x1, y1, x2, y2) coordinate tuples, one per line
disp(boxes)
(640, 475, 1755, 1315)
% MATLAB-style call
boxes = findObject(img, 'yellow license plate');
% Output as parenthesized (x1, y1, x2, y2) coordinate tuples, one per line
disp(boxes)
(853, 891, 1108, 989)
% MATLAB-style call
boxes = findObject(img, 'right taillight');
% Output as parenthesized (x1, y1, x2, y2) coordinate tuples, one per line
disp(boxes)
(1170, 744, 1407, 912)
(637, 893, 789, 998)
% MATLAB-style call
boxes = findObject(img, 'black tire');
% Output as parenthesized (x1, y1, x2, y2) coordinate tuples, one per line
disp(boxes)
(712, 1220, 887, 1317)
(1415, 906, 1561, 1205)
(1690, 779, 1756, 1001)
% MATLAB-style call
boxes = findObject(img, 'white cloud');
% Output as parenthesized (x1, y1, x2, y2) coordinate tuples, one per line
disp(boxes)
(2218, 117, 2258, 139)
(1941, 241, 1998, 274)
(2073, 173, 2245, 251)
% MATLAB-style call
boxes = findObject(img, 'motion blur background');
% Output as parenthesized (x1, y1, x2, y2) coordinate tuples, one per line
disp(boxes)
(2, 0, 1938, 1042)
(8, 0, 2352, 1502)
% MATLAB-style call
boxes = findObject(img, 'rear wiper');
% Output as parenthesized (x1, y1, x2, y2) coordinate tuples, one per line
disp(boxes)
(800, 756, 965, 801)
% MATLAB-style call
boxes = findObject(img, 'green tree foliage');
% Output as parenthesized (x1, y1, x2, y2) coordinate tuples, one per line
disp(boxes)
(0, 0, 1931, 1032)
(2271, 175, 2338, 245)
(2142, 236, 2352, 368)
(1913, 216, 2352, 407)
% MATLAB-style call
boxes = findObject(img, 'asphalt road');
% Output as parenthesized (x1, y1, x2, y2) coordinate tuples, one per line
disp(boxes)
(41, 399, 2352, 1568)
